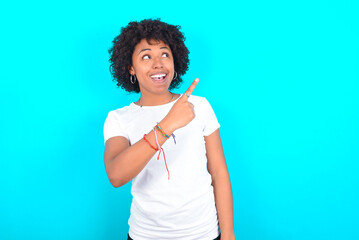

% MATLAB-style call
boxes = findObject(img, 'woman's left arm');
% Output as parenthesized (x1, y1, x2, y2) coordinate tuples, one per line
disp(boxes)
(206, 129, 235, 240)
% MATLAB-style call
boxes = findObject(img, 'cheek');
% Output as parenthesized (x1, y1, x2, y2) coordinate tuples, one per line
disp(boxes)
(165, 59, 175, 69)
(133, 64, 148, 75)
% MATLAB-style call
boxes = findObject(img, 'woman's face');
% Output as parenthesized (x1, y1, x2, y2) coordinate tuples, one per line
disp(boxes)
(129, 39, 175, 95)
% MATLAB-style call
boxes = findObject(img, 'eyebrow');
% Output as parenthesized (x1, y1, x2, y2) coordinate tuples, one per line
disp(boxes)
(138, 46, 170, 55)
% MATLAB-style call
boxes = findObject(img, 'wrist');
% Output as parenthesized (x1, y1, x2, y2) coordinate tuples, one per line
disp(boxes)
(159, 119, 175, 135)
(220, 231, 235, 240)
(220, 234, 235, 240)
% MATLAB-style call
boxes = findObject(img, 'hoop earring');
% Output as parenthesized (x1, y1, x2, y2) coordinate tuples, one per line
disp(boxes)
(173, 71, 177, 80)
(130, 75, 137, 84)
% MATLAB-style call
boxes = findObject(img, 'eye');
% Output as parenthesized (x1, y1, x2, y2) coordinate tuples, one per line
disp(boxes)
(142, 55, 150, 60)
(162, 53, 169, 58)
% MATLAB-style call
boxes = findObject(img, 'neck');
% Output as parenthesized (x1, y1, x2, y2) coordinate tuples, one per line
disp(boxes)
(137, 91, 174, 107)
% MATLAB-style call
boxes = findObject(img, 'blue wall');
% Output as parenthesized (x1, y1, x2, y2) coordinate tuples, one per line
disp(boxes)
(1, 0, 358, 239)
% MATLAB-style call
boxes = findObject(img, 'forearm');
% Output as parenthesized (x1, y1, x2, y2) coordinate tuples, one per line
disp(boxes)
(212, 170, 235, 239)
(105, 90, 195, 187)
(107, 121, 173, 187)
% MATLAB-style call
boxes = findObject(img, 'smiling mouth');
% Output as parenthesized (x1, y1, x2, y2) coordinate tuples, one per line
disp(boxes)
(150, 73, 167, 82)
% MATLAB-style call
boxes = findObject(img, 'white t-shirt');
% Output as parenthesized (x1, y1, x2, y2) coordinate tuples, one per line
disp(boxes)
(104, 95, 220, 240)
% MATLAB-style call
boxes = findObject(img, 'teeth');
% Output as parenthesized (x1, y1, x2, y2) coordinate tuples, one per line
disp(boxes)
(151, 74, 166, 78)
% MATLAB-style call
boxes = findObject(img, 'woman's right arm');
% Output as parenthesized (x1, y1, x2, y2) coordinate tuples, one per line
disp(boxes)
(104, 79, 199, 187)
(104, 127, 169, 188)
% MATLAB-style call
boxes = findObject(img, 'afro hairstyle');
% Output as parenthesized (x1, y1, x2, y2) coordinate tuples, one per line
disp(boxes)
(108, 19, 190, 93)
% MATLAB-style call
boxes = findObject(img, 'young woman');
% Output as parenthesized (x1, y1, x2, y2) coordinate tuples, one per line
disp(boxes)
(104, 19, 234, 240)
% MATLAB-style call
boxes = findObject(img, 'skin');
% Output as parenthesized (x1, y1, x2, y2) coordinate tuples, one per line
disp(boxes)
(104, 39, 235, 239)
(129, 39, 176, 106)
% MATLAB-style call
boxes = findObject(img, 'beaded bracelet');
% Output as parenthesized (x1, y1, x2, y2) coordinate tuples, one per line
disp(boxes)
(155, 123, 176, 144)
(143, 134, 158, 151)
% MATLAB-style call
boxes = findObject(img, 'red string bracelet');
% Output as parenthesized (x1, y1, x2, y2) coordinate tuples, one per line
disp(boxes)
(153, 129, 170, 180)
(157, 147, 170, 180)
(143, 134, 158, 151)
(144, 131, 170, 180)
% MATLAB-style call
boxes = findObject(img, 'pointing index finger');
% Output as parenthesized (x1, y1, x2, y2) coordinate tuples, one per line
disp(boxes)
(184, 78, 199, 98)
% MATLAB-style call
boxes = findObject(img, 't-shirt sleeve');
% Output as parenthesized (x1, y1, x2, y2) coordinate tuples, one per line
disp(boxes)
(103, 111, 128, 144)
(202, 97, 220, 136)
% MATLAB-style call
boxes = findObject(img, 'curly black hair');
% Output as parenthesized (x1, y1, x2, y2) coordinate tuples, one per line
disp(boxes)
(108, 19, 190, 93)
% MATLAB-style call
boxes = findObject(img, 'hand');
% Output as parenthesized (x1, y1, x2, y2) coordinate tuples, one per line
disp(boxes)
(161, 78, 199, 133)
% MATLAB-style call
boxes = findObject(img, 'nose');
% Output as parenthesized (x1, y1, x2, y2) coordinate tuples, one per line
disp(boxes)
(152, 56, 163, 69)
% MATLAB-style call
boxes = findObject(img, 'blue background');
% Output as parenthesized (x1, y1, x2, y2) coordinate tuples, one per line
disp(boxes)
(1, 0, 358, 239)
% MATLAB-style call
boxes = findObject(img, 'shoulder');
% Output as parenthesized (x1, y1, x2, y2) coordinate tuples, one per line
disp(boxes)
(188, 95, 214, 108)
(188, 95, 206, 105)
(188, 95, 218, 120)
(106, 103, 136, 120)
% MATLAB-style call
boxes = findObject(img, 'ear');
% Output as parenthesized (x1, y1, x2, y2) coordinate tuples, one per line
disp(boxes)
(128, 65, 135, 75)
